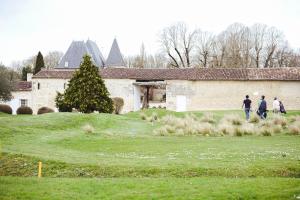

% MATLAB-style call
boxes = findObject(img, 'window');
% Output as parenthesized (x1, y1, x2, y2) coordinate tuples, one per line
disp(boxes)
(64, 62, 68, 67)
(38, 83, 40, 90)
(20, 99, 28, 107)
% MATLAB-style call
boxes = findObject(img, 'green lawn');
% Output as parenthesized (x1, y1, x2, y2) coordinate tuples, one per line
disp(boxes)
(0, 109, 300, 199)
(1, 177, 300, 200)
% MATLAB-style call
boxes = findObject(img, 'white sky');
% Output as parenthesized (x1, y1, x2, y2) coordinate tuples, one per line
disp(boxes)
(0, 0, 300, 66)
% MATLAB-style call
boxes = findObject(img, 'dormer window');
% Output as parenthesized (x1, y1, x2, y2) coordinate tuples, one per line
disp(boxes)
(64, 62, 68, 67)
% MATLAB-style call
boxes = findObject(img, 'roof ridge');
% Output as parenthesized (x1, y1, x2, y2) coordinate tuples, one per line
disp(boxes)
(33, 67, 300, 81)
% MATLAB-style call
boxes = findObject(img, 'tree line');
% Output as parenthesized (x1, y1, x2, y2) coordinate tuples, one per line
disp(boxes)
(11, 51, 63, 80)
(0, 51, 50, 101)
(126, 22, 300, 68)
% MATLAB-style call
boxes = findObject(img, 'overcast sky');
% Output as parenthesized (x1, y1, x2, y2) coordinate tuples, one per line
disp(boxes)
(0, 0, 299, 66)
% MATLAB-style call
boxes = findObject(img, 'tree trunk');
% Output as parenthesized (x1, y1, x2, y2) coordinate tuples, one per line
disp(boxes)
(264, 46, 276, 68)
(175, 48, 185, 67)
(185, 48, 190, 67)
(256, 53, 259, 68)
(168, 53, 180, 68)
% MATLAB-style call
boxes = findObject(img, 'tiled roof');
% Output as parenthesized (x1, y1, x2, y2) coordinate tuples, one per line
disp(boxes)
(14, 81, 32, 91)
(33, 68, 300, 81)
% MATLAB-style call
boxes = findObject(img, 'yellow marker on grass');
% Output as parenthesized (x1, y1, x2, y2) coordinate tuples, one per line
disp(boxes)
(38, 161, 42, 178)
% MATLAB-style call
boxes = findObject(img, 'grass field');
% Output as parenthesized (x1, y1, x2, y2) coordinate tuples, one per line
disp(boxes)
(0, 109, 300, 199)
(1, 177, 300, 200)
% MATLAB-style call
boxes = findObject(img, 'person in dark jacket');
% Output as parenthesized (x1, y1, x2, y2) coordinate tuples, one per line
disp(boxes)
(242, 95, 252, 121)
(258, 95, 267, 119)
(279, 101, 287, 114)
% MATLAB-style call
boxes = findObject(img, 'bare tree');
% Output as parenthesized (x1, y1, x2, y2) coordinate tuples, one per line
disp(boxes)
(160, 29, 180, 68)
(159, 22, 198, 68)
(139, 43, 146, 68)
(156, 21, 299, 68)
(10, 56, 36, 73)
(240, 26, 252, 68)
(9, 51, 63, 72)
(196, 31, 214, 68)
(274, 41, 288, 67)
(225, 23, 250, 67)
(273, 41, 300, 68)
(146, 53, 167, 68)
(125, 43, 148, 68)
(211, 32, 227, 67)
(125, 47, 167, 69)
(263, 27, 284, 68)
(169, 24, 185, 67)
(288, 49, 300, 67)
(251, 24, 267, 68)
(44, 51, 63, 69)
(179, 23, 199, 67)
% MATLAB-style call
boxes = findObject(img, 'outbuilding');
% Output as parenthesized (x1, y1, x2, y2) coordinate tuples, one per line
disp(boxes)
(27, 67, 300, 114)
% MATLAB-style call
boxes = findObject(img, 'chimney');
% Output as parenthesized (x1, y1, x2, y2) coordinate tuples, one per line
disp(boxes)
(27, 73, 33, 81)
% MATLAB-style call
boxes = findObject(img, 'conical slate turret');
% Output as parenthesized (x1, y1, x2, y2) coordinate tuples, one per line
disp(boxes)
(57, 40, 105, 68)
(106, 38, 125, 67)
(86, 39, 105, 67)
(58, 41, 89, 68)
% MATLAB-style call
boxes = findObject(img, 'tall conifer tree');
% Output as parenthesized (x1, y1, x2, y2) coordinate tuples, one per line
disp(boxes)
(34, 51, 45, 74)
(21, 65, 32, 81)
(62, 55, 113, 113)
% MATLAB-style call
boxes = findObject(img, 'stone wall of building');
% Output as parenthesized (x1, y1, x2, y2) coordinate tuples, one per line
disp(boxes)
(21, 78, 300, 114)
(166, 80, 300, 111)
(6, 91, 32, 114)
(30, 78, 68, 113)
(104, 79, 135, 113)
(31, 78, 135, 114)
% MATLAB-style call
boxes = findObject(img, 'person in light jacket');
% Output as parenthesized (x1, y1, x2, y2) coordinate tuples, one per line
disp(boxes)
(272, 97, 280, 113)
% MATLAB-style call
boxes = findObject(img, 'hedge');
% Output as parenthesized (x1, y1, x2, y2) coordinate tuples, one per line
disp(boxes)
(112, 97, 124, 114)
(16, 106, 33, 115)
(37, 107, 54, 115)
(0, 104, 12, 114)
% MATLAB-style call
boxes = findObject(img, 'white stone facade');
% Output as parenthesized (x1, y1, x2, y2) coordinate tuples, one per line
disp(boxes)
(29, 78, 136, 114)
(166, 80, 300, 111)
(4, 91, 32, 114)
(7, 77, 300, 114)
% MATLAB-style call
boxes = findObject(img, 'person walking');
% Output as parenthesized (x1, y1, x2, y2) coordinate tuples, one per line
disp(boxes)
(242, 95, 252, 121)
(279, 101, 287, 114)
(272, 97, 280, 113)
(258, 95, 267, 119)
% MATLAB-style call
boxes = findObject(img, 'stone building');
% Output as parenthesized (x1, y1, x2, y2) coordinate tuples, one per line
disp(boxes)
(28, 67, 300, 114)
(5, 38, 300, 114)
(4, 38, 126, 114)
(8, 80, 32, 114)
